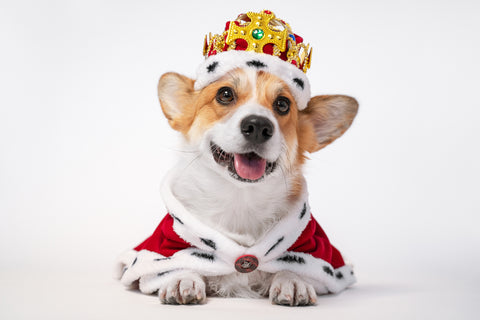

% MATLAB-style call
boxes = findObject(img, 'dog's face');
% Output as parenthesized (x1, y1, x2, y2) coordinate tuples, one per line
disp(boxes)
(158, 68, 357, 192)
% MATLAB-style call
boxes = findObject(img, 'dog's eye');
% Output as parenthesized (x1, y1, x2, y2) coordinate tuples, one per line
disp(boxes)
(273, 96, 291, 115)
(216, 87, 235, 105)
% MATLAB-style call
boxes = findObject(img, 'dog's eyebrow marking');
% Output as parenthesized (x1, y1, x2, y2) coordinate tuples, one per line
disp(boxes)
(265, 236, 284, 256)
(191, 252, 215, 261)
(277, 254, 305, 264)
(170, 213, 184, 225)
(200, 238, 217, 250)
(207, 61, 219, 73)
(293, 78, 304, 90)
(246, 60, 267, 68)
(323, 266, 334, 276)
(299, 203, 307, 219)
(335, 272, 344, 279)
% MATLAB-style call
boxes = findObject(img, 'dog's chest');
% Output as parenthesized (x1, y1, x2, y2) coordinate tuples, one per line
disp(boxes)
(172, 163, 291, 245)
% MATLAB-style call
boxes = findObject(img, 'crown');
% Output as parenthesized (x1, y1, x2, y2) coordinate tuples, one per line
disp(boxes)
(203, 10, 312, 73)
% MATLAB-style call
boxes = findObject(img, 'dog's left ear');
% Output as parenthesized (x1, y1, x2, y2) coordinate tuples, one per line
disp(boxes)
(299, 95, 358, 152)
(157, 72, 196, 133)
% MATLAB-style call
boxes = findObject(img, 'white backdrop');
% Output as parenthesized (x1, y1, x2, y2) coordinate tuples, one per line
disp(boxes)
(1, 0, 479, 319)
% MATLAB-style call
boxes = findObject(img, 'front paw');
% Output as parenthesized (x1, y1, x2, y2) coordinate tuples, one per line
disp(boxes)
(158, 272, 206, 305)
(269, 271, 317, 306)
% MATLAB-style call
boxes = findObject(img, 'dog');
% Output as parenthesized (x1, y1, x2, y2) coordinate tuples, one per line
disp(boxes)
(117, 10, 358, 306)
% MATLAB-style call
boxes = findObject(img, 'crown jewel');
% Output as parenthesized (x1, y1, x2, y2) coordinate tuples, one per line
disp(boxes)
(203, 10, 312, 73)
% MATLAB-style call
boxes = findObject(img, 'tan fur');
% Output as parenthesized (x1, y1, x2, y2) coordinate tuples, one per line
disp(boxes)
(158, 69, 256, 140)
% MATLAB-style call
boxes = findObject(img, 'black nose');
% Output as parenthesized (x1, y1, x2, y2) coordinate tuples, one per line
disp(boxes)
(240, 115, 274, 144)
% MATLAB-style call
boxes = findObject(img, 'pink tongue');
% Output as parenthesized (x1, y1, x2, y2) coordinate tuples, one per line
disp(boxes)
(234, 153, 267, 181)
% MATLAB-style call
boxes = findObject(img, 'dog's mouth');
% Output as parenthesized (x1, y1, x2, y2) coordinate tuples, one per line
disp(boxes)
(210, 142, 276, 183)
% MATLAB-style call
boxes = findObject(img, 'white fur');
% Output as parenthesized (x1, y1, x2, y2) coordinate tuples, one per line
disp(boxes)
(171, 140, 292, 246)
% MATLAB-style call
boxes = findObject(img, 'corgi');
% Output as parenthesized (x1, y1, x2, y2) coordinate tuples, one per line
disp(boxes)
(117, 10, 358, 306)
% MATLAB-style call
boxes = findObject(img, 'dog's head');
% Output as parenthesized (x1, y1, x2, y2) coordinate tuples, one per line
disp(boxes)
(157, 68, 358, 189)
(157, 10, 358, 196)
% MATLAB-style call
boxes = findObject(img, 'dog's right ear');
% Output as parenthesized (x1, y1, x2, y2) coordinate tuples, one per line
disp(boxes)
(299, 95, 358, 153)
(157, 72, 196, 133)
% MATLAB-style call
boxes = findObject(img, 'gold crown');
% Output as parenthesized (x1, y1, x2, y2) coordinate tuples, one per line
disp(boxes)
(203, 10, 312, 73)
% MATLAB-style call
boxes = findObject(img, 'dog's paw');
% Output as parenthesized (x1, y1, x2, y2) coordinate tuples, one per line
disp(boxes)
(269, 271, 317, 306)
(158, 272, 206, 305)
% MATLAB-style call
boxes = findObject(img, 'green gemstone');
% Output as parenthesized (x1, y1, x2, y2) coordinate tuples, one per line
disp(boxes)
(252, 28, 264, 40)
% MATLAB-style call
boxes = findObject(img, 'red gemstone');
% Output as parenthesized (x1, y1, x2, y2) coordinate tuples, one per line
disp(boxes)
(234, 255, 259, 273)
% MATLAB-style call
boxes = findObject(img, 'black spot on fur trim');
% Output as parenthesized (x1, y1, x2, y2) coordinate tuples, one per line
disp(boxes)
(170, 213, 184, 225)
(207, 61, 219, 73)
(200, 238, 217, 250)
(277, 254, 305, 264)
(154, 257, 171, 262)
(323, 266, 334, 276)
(335, 272, 344, 279)
(191, 252, 215, 261)
(246, 60, 267, 68)
(299, 203, 307, 219)
(157, 271, 171, 277)
(265, 236, 284, 256)
(293, 78, 304, 90)
(351, 270, 354, 275)
(131, 257, 137, 266)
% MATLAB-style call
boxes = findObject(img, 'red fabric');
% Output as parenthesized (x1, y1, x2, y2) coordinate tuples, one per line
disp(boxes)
(288, 217, 345, 269)
(134, 215, 191, 257)
(134, 214, 345, 269)
(294, 33, 303, 44)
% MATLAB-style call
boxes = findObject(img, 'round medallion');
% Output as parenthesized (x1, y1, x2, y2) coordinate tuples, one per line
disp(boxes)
(252, 28, 265, 40)
(234, 255, 259, 273)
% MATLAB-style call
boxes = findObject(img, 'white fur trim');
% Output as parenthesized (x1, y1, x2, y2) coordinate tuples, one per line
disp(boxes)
(116, 169, 356, 296)
(194, 51, 311, 110)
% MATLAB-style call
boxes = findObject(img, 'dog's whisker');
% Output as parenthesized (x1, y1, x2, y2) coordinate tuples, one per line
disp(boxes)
(180, 153, 202, 172)
(162, 146, 199, 154)
(174, 149, 199, 154)
(279, 165, 289, 193)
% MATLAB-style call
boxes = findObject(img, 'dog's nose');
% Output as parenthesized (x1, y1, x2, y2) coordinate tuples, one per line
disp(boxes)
(240, 115, 274, 144)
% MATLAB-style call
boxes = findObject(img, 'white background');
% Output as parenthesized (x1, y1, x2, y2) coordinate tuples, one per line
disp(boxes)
(1, 0, 479, 319)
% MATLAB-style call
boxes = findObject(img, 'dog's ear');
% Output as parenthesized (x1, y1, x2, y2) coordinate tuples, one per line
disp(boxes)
(157, 72, 196, 133)
(299, 95, 358, 152)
